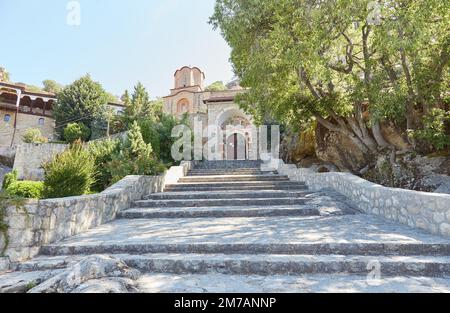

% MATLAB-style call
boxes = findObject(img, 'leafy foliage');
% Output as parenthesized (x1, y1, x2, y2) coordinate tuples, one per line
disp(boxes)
(205, 81, 227, 91)
(54, 74, 109, 137)
(64, 122, 92, 143)
(0, 66, 10, 82)
(6, 181, 44, 199)
(211, 0, 449, 159)
(2, 170, 17, 191)
(42, 80, 63, 93)
(42, 141, 96, 199)
(87, 139, 121, 192)
(22, 128, 48, 144)
(121, 83, 154, 126)
(414, 109, 450, 150)
(105, 122, 164, 184)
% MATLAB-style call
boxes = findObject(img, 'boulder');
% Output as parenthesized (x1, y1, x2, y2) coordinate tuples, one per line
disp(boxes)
(28, 255, 141, 293)
(315, 123, 367, 172)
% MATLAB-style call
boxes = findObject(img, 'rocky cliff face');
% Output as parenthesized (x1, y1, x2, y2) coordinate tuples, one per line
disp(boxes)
(285, 122, 450, 193)
(314, 123, 368, 172)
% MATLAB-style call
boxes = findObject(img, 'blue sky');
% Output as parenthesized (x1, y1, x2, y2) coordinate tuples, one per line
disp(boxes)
(0, 0, 233, 98)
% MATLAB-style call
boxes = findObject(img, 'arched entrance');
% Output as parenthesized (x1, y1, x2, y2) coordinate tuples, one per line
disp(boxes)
(214, 107, 258, 160)
(226, 132, 247, 160)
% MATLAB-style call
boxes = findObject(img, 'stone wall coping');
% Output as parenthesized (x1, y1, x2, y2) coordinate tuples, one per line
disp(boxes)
(294, 167, 450, 199)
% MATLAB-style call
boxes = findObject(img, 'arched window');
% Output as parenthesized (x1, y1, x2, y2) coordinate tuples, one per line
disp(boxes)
(38, 118, 45, 125)
(177, 99, 190, 114)
(4, 114, 11, 123)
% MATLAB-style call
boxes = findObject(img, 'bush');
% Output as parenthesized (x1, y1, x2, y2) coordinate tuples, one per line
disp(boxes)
(2, 170, 18, 190)
(106, 122, 165, 184)
(42, 141, 96, 198)
(87, 139, 121, 192)
(64, 123, 92, 143)
(6, 181, 44, 199)
(22, 128, 48, 144)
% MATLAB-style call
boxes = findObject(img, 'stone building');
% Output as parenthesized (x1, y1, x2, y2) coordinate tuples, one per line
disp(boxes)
(0, 81, 57, 147)
(163, 66, 258, 160)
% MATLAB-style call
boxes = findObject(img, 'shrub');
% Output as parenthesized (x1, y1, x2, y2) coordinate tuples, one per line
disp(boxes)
(64, 122, 92, 143)
(42, 141, 96, 198)
(2, 170, 18, 190)
(138, 119, 161, 158)
(87, 139, 121, 192)
(106, 122, 165, 184)
(6, 181, 44, 199)
(22, 128, 48, 144)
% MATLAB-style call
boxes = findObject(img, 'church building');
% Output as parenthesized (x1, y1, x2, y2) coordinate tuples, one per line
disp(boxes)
(163, 66, 258, 160)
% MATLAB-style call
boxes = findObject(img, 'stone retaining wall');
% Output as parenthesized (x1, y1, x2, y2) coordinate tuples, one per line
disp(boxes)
(0, 145, 15, 167)
(0, 161, 194, 264)
(13, 143, 68, 180)
(275, 161, 450, 238)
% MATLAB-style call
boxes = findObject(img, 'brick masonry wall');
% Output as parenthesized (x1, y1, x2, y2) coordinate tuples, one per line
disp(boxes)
(13, 143, 68, 180)
(0, 162, 194, 263)
(0, 109, 55, 146)
(276, 162, 450, 238)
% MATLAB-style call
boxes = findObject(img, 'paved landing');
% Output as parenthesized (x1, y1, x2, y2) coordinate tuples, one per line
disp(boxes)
(137, 273, 450, 293)
(43, 214, 450, 247)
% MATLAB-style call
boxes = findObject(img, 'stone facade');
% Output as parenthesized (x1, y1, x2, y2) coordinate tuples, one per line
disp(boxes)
(13, 143, 68, 180)
(0, 109, 56, 146)
(273, 160, 450, 238)
(163, 66, 257, 160)
(0, 162, 194, 263)
(0, 81, 57, 147)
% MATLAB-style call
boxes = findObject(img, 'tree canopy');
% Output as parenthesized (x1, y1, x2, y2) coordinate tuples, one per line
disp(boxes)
(43, 80, 64, 93)
(53, 74, 109, 135)
(211, 0, 450, 157)
(205, 81, 228, 91)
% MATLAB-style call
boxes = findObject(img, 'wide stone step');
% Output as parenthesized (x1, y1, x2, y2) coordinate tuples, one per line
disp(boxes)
(179, 175, 289, 183)
(165, 181, 305, 189)
(164, 184, 308, 192)
(188, 168, 267, 174)
(40, 241, 450, 257)
(138, 273, 450, 293)
(118, 205, 320, 219)
(132, 197, 307, 208)
(144, 190, 311, 200)
(39, 215, 450, 257)
(194, 160, 263, 169)
(14, 254, 450, 277)
(188, 170, 270, 176)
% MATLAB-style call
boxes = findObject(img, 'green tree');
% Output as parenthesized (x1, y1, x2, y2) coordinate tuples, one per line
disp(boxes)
(205, 81, 227, 91)
(42, 80, 63, 93)
(0, 67, 10, 82)
(53, 74, 109, 136)
(25, 85, 43, 93)
(122, 82, 153, 125)
(106, 122, 163, 184)
(211, 0, 449, 163)
(63, 122, 92, 143)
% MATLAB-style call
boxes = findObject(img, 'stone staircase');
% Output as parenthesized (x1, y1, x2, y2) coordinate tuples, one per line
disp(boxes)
(3, 160, 450, 293)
